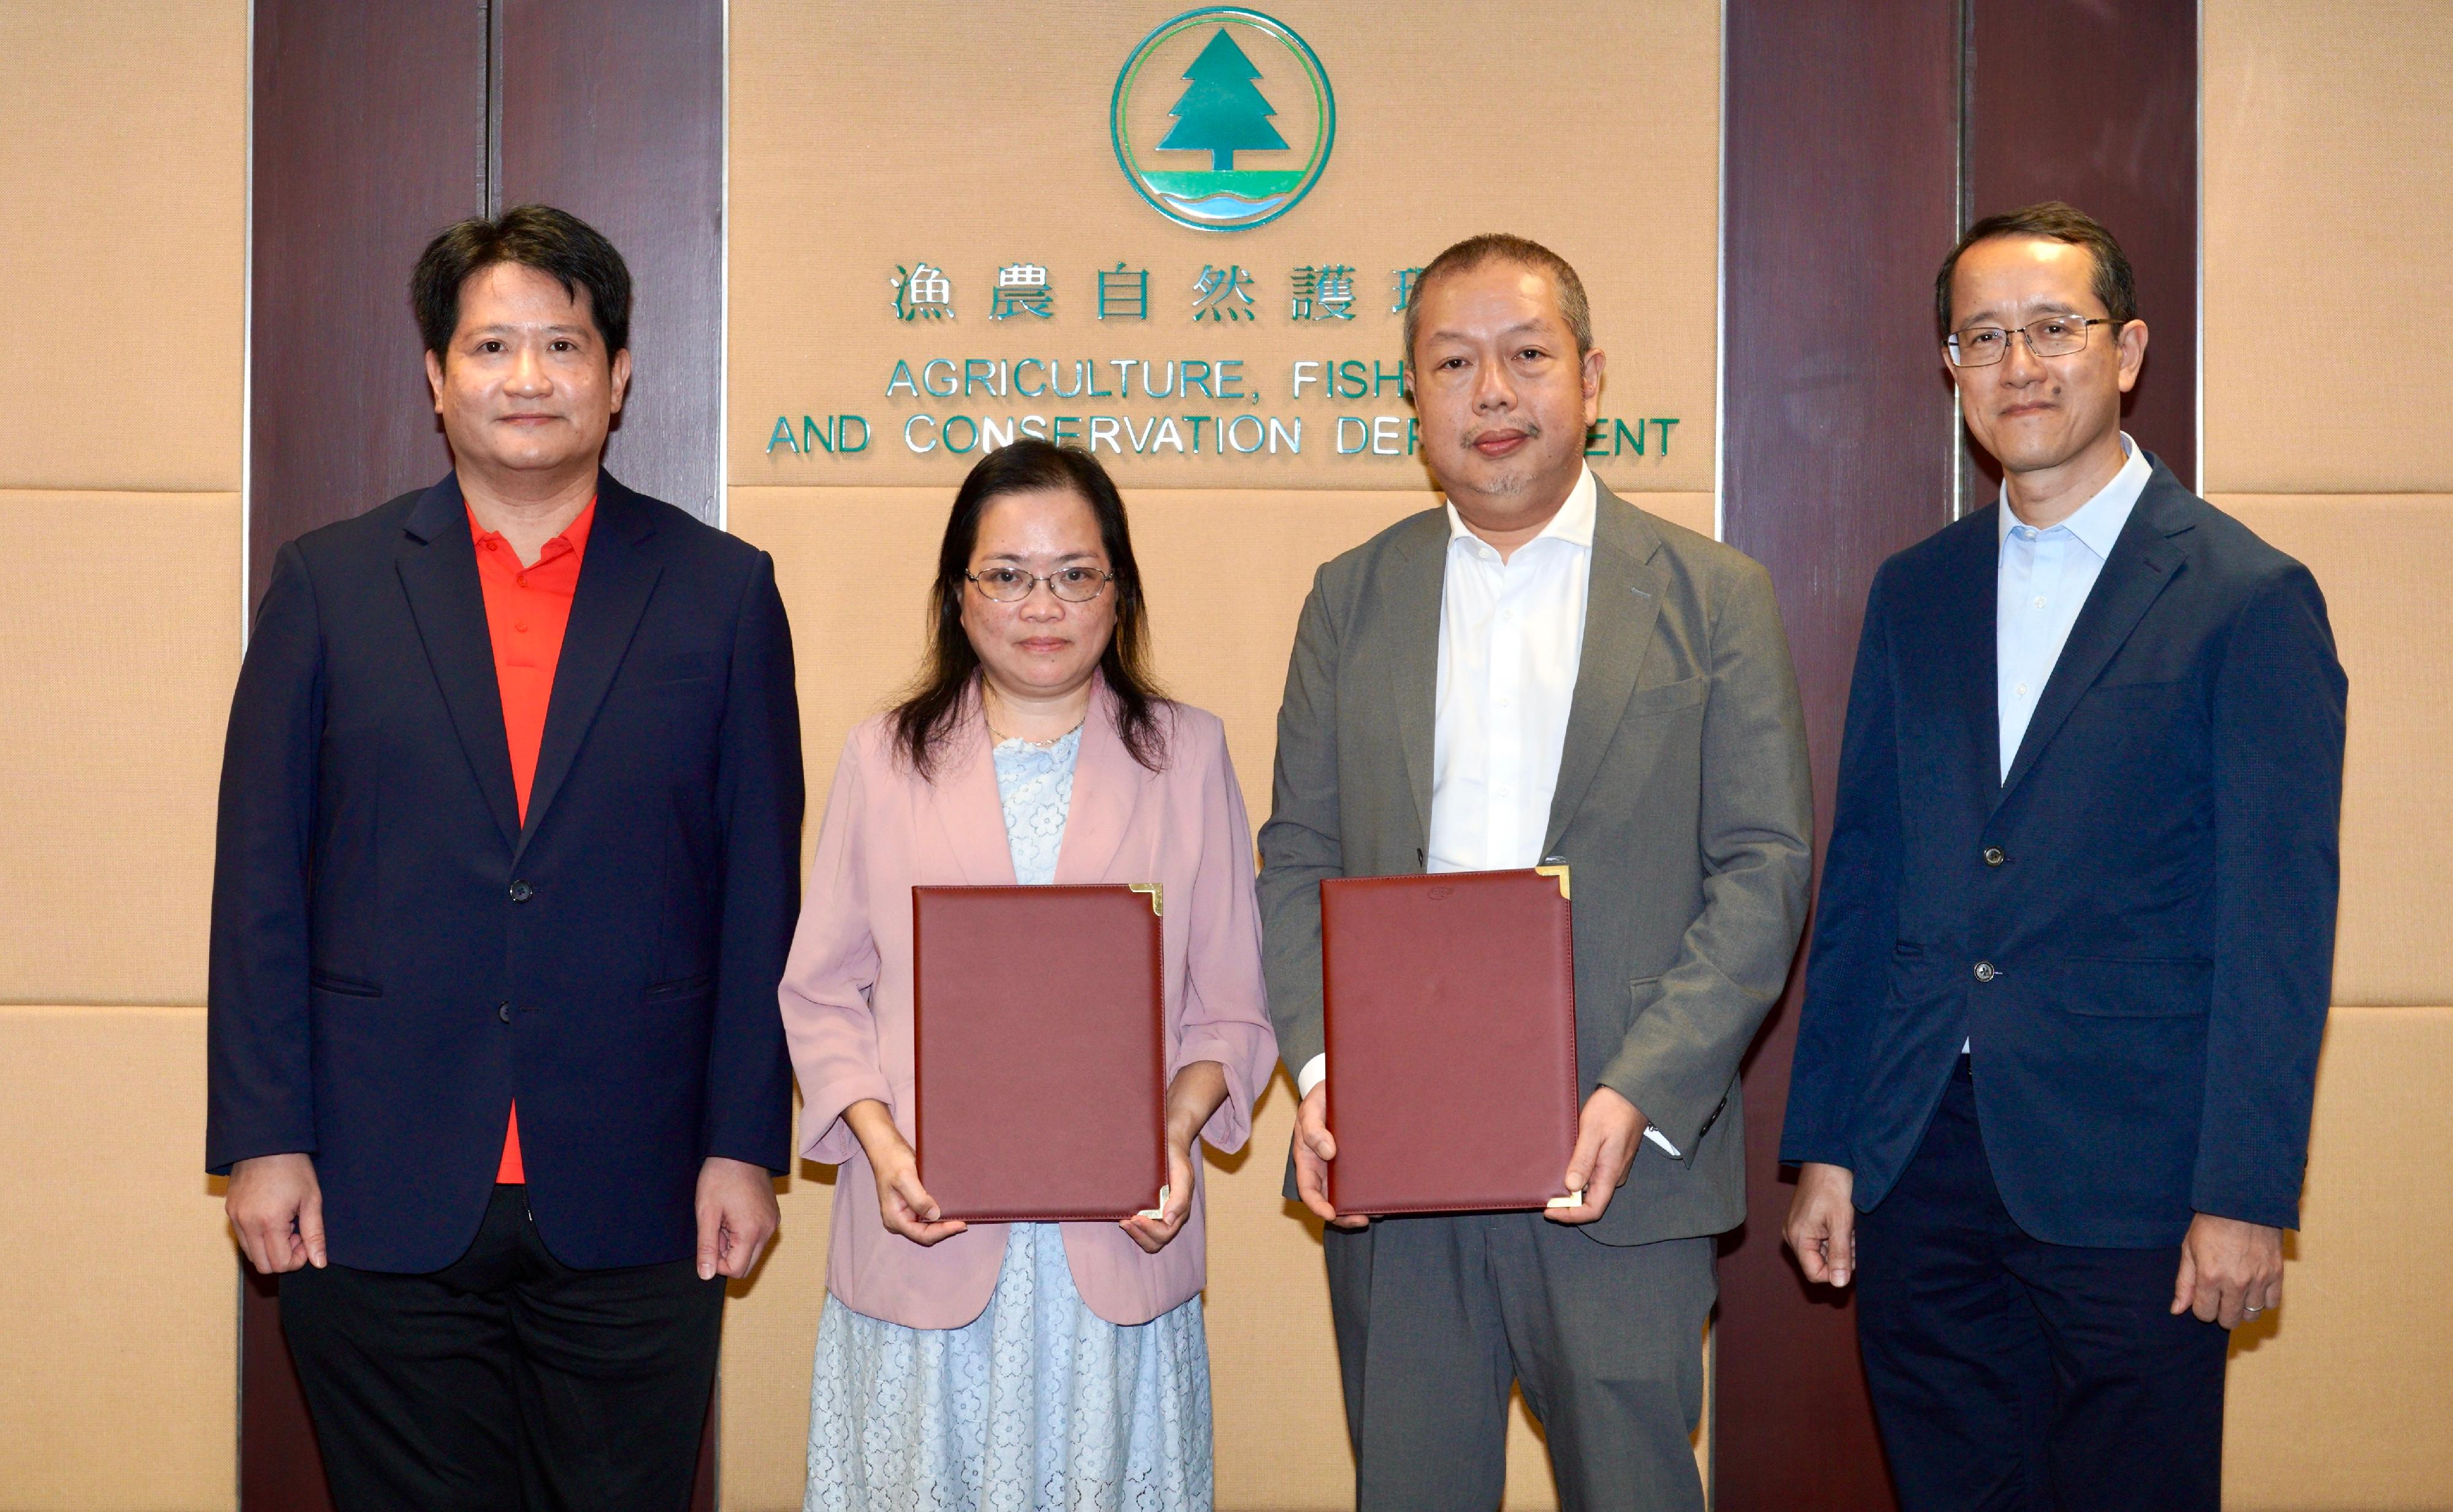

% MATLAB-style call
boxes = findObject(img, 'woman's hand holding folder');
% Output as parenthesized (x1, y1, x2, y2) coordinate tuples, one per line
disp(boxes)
(1120, 1060, 1229, 1254)
(846, 1098, 970, 1247)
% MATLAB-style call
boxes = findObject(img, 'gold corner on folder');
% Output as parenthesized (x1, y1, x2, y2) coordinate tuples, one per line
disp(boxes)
(1535, 865, 1571, 900)
(1130, 883, 1164, 916)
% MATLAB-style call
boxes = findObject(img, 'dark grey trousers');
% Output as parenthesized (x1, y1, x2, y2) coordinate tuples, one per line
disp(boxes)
(1323, 1210, 1714, 1512)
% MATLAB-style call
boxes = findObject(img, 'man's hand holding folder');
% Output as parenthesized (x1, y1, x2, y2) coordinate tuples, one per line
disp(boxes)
(1295, 1081, 1652, 1228)
(1312, 868, 1599, 1219)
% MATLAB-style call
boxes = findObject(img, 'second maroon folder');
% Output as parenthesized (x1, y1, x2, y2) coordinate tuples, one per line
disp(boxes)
(1320, 868, 1581, 1216)
(911, 884, 1168, 1222)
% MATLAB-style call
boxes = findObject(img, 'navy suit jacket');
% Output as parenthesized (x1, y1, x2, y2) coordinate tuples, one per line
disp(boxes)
(1781, 457, 2346, 1247)
(207, 472, 804, 1272)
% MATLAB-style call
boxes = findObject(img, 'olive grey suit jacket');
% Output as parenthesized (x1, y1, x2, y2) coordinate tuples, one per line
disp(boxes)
(1258, 484, 1814, 1245)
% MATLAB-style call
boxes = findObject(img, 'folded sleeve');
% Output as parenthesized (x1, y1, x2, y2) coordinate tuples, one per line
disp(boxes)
(207, 541, 326, 1174)
(1597, 558, 1815, 1157)
(1781, 565, 1904, 1168)
(2194, 562, 2346, 1229)
(1256, 569, 1344, 1082)
(777, 731, 892, 1166)
(1169, 716, 1279, 1156)
(703, 552, 803, 1172)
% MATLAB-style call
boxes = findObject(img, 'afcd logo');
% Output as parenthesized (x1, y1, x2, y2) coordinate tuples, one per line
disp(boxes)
(1111, 7, 1335, 232)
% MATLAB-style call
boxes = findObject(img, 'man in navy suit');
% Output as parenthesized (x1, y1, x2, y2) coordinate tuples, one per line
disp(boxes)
(1781, 202, 2346, 1511)
(209, 206, 802, 1510)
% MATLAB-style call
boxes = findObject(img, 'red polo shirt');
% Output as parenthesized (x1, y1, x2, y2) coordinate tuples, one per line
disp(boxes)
(469, 498, 596, 1183)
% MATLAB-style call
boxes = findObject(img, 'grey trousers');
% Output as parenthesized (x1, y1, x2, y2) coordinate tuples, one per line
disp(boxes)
(1323, 1210, 1714, 1512)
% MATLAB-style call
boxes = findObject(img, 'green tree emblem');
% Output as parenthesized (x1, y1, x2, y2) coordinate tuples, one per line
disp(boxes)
(1157, 27, 1288, 172)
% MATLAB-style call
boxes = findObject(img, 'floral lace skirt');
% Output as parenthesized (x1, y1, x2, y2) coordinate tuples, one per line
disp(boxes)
(805, 1223, 1213, 1511)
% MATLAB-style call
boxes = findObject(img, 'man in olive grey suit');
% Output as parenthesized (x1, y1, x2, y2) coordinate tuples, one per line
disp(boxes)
(1259, 235, 1813, 1511)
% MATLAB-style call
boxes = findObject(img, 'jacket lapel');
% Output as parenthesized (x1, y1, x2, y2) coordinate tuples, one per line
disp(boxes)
(1542, 489, 1666, 857)
(1992, 466, 2196, 812)
(515, 475, 663, 863)
(395, 473, 520, 849)
(926, 686, 1019, 885)
(1383, 513, 1450, 844)
(1054, 681, 1148, 884)
(1925, 506, 2002, 815)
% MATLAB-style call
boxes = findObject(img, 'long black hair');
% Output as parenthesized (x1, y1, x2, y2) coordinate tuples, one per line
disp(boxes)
(890, 440, 1168, 779)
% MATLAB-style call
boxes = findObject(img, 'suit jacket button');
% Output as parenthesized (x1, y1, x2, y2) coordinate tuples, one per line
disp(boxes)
(1973, 960, 1997, 983)
(498, 1002, 512, 1023)
(508, 880, 535, 903)
(1983, 846, 2006, 867)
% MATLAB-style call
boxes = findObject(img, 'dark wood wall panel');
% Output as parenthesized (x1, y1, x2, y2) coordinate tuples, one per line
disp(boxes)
(242, 4, 727, 1507)
(497, 0, 726, 522)
(245, 8, 488, 1502)
(248, 1, 486, 609)
(1968, 0, 2200, 488)
(1716, 1, 1964, 1507)
(1717, 2, 2203, 1507)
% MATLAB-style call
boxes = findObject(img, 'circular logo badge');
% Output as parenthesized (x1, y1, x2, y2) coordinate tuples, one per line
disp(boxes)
(1111, 7, 1335, 232)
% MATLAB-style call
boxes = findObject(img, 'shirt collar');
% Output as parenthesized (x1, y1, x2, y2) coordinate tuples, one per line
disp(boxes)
(1445, 464, 1599, 555)
(467, 495, 599, 563)
(1997, 435, 2149, 560)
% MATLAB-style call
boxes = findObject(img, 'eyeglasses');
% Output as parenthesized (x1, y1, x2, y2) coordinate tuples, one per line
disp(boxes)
(1946, 315, 2122, 368)
(965, 565, 1115, 603)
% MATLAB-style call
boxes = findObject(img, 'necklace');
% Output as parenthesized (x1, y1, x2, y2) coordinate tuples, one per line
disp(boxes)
(983, 687, 1087, 749)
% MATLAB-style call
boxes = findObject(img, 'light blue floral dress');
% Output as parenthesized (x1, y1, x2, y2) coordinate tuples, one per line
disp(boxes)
(805, 726, 1215, 1511)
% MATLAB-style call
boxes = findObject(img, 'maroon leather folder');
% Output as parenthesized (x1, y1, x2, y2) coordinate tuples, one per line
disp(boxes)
(1320, 868, 1580, 1215)
(911, 884, 1168, 1222)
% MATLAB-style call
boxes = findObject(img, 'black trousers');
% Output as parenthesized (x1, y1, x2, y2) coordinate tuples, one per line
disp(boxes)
(1856, 1056, 2229, 1512)
(280, 1185, 722, 1512)
(1324, 1210, 1715, 1512)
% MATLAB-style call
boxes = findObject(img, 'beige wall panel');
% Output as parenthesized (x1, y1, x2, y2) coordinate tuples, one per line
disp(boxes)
(2214, 495, 2452, 1005)
(0, 492, 239, 1005)
(735, 486, 1713, 841)
(0, 1006, 232, 1511)
(1201, 1071, 1350, 1510)
(2203, 2, 2453, 494)
(730, 1, 1718, 494)
(2225, 1006, 2453, 1510)
(0, 3, 246, 492)
(719, 1098, 837, 1511)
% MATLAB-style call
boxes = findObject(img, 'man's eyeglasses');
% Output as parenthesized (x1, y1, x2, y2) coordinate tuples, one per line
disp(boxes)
(965, 566, 1115, 603)
(1946, 315, 2122, 368)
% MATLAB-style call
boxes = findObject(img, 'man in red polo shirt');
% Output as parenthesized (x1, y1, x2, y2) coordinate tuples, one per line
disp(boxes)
(210, 206, 802, 1510)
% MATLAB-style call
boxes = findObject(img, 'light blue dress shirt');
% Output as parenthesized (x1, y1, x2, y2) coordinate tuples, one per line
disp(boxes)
(1996, 435, 2153, 782)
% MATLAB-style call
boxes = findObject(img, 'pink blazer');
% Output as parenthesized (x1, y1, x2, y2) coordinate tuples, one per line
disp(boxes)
(779, 684, 1277, 1328)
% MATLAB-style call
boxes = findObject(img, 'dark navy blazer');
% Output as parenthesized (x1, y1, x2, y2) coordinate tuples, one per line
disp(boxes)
(207, 473, 804, 1272)
(1781, 457, 2346, 1247)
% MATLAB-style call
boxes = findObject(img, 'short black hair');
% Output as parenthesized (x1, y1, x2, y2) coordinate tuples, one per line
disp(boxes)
(1935, 200, 2138, 338)
(410, 204, 632, 361)
(1403, 233, 1594, 366)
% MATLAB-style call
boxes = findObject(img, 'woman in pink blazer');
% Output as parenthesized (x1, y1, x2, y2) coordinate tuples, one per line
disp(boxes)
(781, 439, 1277, 1510)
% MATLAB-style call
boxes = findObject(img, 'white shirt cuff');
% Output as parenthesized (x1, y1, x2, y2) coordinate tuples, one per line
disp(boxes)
(1644, 1127, 1682, 1159)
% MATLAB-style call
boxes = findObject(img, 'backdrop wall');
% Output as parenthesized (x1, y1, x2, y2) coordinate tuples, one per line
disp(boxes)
(719, 5, 1718, 1507)
(1, 4, 2449, 1510)
(2204, 4, 2453, 1508)
(0, 3, 247, 1510)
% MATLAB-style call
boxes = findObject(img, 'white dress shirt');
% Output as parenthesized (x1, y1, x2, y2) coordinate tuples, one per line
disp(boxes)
(1965, 434, 2151, 1055)
(1298, 466, 1679, 1156)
